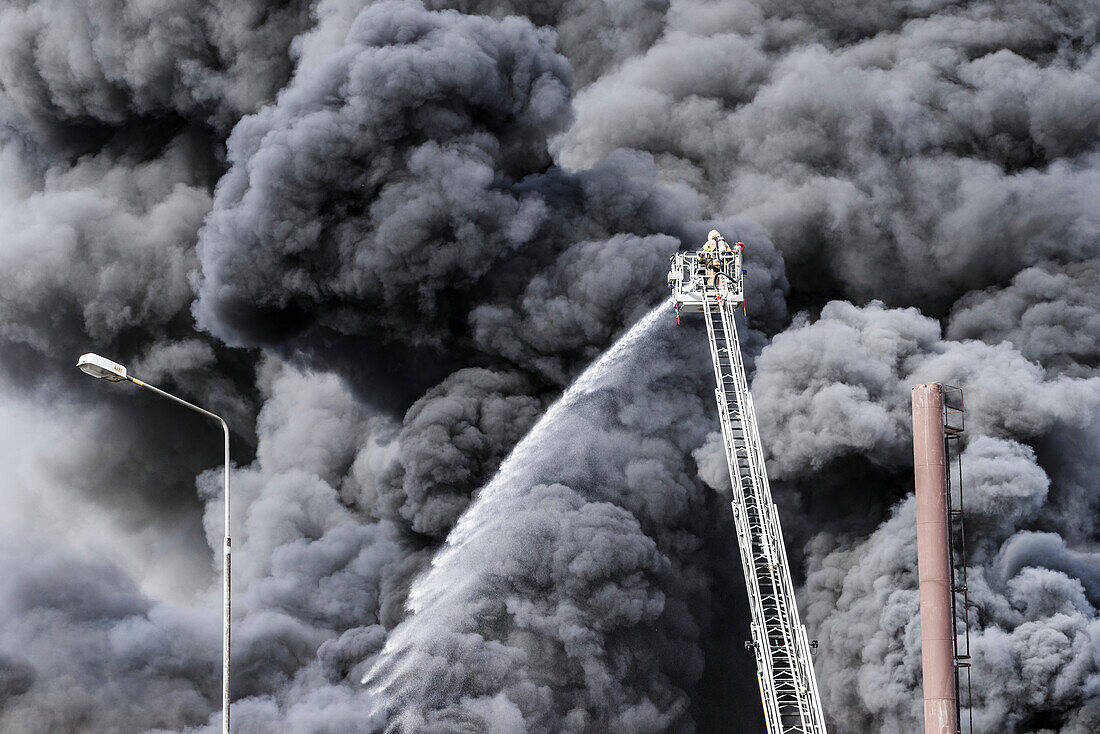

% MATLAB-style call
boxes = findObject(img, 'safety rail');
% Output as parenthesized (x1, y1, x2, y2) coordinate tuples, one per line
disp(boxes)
(668, 249, 744, 316)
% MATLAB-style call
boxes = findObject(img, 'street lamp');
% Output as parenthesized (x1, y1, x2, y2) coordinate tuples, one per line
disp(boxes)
(77, 352, 232, 734)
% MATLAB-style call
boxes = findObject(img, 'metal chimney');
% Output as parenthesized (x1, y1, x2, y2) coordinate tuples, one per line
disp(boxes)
(912, 382, 958, 734)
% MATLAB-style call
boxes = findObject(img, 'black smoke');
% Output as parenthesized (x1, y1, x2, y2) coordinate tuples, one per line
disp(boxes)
(1, 1, 1098, 732)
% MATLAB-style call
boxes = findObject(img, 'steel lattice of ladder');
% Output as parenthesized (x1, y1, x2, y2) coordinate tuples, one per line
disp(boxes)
(668, 236, 828, 734)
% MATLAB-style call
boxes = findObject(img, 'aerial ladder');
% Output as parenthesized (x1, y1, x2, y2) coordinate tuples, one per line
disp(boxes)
(668, 231, 828, 734)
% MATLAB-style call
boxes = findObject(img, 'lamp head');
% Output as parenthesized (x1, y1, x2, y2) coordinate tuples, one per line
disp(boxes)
(77, 353, 128, 382)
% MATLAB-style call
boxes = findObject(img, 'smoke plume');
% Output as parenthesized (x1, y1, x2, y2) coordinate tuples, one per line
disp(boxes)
(0, 0, 1098, 732)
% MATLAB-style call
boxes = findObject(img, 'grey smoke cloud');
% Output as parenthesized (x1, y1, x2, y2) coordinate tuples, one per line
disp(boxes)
(424, 0, 671, 86)
(750, 300, 1100, 481)
(365, 309, 731, 733)
(0, 0, 1098, 732)
(736, 299, 1100, 731)
(947, 260, 1100, 377)
(192, 1, 711, 396)
(470, 216, 789, 382)
(0, 523, 218, 733)
(370, 366, 544, 538)
(193, 0, 575, 352)
(0, 126, 257, 616)
(0, 0, 313, 142)
(557, 1, 1100, 310)
(800, 433, 1099, 734)
(0, 134, 208, 360)
(191, 361, 411, 713)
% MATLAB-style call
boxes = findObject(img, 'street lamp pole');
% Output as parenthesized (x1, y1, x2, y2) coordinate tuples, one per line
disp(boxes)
(77, 353, 231, 734)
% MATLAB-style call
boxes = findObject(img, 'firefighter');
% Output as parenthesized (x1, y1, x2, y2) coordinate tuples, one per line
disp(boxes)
(701, 230, 724, 289)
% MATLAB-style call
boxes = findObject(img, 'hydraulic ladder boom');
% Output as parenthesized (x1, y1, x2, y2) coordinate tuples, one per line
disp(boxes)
(668, 232, 827, 734)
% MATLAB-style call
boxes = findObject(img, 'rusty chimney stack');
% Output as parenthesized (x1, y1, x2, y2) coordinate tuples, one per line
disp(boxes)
(912, 382, 958, 734)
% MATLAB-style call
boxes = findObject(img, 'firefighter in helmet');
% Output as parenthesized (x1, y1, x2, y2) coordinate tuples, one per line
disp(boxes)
(701, 229, 730, 289)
